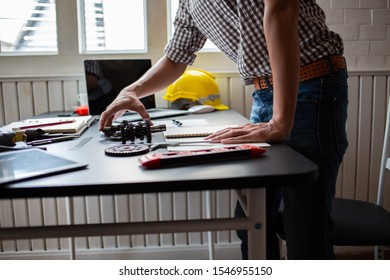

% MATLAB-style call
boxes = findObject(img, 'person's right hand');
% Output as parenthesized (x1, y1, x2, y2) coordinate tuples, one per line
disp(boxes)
(98, 88, 151, 131)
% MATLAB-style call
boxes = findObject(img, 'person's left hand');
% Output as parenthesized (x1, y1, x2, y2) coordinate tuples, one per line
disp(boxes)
(205, 118, 289, 144)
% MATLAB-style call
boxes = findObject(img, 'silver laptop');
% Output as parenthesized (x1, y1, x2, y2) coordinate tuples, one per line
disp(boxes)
(83, 59, 188, 121)
(0, 149, 88, 185)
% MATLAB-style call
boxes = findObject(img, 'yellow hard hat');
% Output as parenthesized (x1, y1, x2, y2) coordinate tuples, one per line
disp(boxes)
(163, 68, 229, 110)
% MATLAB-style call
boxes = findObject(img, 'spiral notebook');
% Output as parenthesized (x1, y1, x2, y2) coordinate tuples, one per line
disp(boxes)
(163, 125, 234, 142)
(162, 125, 270, 151)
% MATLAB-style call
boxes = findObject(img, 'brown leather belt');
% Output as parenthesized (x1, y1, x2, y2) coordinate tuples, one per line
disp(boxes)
(253, 55, 347, 90)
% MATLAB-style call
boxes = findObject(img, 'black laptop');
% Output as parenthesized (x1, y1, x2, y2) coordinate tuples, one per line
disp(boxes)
(83, 59, 188, 122)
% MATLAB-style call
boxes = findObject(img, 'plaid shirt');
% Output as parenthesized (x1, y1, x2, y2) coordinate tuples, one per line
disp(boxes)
(165, 0, 344, 86)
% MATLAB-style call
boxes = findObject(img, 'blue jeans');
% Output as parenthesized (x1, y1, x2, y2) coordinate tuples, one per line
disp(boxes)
(236, 70, 349, 259)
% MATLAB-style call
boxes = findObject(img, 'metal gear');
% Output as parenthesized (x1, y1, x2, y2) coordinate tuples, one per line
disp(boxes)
(104, 144, 150, 157)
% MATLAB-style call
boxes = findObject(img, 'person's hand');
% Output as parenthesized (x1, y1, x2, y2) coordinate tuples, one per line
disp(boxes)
(205, 118, 290, 144)
(98, 89, 151, 130)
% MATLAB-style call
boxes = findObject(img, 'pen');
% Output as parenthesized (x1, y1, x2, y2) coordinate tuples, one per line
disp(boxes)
(28, 135, 77, 146)
(172, 119, 182, 127)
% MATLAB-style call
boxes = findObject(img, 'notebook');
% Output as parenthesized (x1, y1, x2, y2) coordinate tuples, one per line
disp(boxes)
(163, 125, 231, 140)
(3, 116, 94, 135)
(162, 124, 270, 151)
(0, 149, 88, 185)
(83, 59, 188, 121)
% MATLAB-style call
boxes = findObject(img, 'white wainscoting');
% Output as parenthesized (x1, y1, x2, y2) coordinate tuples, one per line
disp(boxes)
(0, 71, 389, 259)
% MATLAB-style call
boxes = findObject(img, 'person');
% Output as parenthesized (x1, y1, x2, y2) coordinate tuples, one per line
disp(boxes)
(98, 0, 348, 260)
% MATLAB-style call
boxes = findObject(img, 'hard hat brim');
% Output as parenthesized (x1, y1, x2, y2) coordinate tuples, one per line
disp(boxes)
(212, 104, 229, 110)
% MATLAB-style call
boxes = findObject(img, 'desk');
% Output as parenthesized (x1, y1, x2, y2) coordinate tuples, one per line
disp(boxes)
(0, 110, 317, 259)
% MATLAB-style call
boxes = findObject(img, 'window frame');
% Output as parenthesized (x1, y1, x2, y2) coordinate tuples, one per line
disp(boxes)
(0, 0, 59, 56)
(77, 0, 148, 55)
(0, 1, 234, 79)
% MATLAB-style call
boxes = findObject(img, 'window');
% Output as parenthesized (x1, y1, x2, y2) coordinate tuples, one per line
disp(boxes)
(79, 0, 146, 53)
(168, 0, 219, 52)
(0, 0, 57, 54)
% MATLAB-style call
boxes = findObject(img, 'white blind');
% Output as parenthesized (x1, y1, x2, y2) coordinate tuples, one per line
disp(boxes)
(80, 0, 146, 53)
(0, 0, 57, 53)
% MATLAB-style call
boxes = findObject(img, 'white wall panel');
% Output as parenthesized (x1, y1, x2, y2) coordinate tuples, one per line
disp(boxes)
(129, 194, 145, 248)
(173, 192, 188, 246)
(158, 193, 174, 247)
(41, 198, 60, 250)
(187, 191, 203, 246)
(27, 198, 45, 251)
(48, 81, 65, 112)
(32, 82, 50, 115)
(0, 200, 17, 252)
(85, 196, 103, 249)
(101, 195, 117, 249)
(356, 76, 373, 201)
(12, 199, 31, 251)
(17, 82, 34, 120)
(114, 195, 131, 248)
(2, 82, 19, 123)
(72, 196, 88, 250)
(143, 194, 159, 247)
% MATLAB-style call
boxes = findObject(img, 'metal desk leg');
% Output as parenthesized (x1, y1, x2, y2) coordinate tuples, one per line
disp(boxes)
(247, 188, 266, 259)
(205, 190, 215, 260)
(66, 197, 76, 260)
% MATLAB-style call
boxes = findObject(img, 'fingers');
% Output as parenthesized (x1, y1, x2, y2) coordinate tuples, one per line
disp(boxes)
(98, 94, 151, 130)
(205, 124, 259, 142)
(205, 123, 274, 144)
(98, 102, 123, 130)
(136, 107, 152, 123)
(205, 126, 244, 140)
(98, 111, 114, 131)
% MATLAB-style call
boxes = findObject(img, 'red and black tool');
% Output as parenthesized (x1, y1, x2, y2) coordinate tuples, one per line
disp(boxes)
(138, 145, 266, 169)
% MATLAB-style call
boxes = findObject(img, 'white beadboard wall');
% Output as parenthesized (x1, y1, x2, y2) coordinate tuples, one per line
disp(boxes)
(0, 71, 389, 259)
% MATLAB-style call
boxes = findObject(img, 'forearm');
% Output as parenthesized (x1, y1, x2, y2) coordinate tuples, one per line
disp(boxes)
(124, 55, 187, 99)
(264, 0, 300, 136)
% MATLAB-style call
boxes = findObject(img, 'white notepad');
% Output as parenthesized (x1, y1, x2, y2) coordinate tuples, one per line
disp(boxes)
(163, 125, 238, 141)
(3, 116, 95, 134)
(163, 125, 270, 150)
